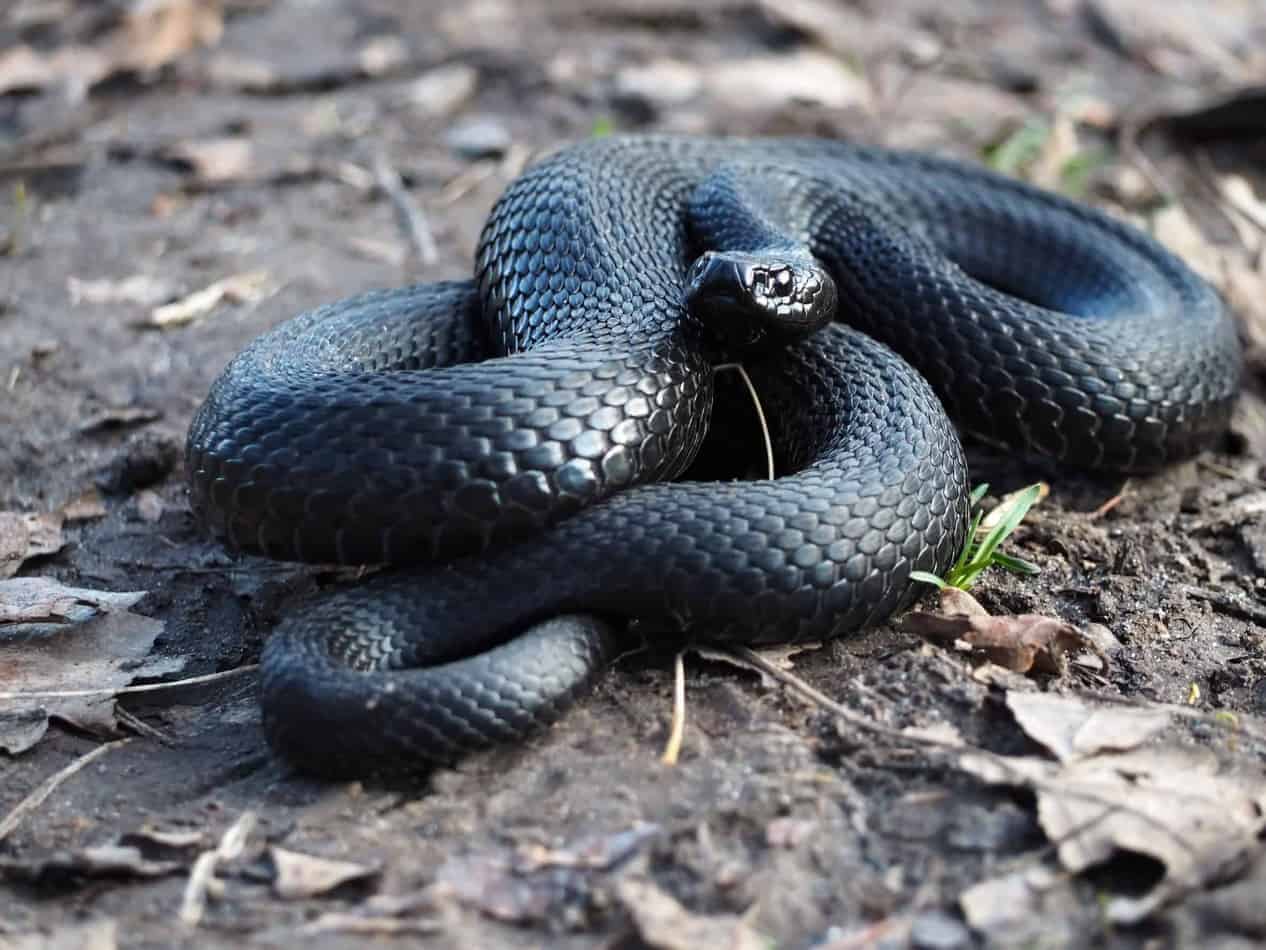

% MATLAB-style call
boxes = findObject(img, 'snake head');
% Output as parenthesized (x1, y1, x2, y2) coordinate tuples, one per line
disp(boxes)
(684, 250, 837, 350)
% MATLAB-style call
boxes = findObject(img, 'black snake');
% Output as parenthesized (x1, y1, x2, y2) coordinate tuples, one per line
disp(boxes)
(185, 136, 1242, 776)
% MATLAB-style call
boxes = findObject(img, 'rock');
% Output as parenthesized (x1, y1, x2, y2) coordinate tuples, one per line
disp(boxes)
(404, 63, 479, 118)
(705, 50, 870, 113)
(910, 909, 972, 949)
(613, 59, 703, 113)
(443, 116, 511, 160)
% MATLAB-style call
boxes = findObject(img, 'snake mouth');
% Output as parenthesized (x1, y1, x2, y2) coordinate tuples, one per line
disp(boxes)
(685, 253, 773, 349)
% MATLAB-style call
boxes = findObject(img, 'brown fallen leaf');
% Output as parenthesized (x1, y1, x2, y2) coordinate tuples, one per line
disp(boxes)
(60, 489, 107, 523)
(1005, 692, 1170, 762)
(157, 136, 254, 184)
(0, 578, 146, 623)
(0, 578, 182, 753)
(902, 588, 1104, 675)
(960, 745, 1266, 923)
(270, 847, 380, 900)
(141, 270, 276, 329)
(0, 511, 65, 579)
(68, 274, 177, 307)
(0, 0, 223, 96)
(959, 865, 1082, 944)
(615, 879, 768, 950)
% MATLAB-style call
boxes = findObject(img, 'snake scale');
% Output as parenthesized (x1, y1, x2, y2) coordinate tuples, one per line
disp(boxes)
(185, 136, 1242, 776)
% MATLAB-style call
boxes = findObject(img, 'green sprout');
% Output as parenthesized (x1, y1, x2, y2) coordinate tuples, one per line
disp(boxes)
(983, 118, 1051, 177)
(910, 483, 1043, 591)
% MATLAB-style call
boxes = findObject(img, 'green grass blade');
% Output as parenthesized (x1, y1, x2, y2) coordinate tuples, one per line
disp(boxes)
(992, 552, 1041, 576)
(909, 571, 947, 589)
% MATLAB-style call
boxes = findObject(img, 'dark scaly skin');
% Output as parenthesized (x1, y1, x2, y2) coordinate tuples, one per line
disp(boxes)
(186, 136, 1242, 776)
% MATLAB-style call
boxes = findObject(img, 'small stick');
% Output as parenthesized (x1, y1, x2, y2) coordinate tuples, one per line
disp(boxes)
(660, 652, 687, 765)
(714, 363, 775, 480)
(180, 811, 257, 928)
(0, 665, 258, 701)
(0, 739, 130, 842)
(371, 150, 438, 266)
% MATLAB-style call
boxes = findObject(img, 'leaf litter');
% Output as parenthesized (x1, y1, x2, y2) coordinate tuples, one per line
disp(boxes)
(0, 578, 184, 753)
(958, 695, 1266, 926)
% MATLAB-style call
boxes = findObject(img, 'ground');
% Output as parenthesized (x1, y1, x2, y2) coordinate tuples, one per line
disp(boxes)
(2, 1, 1265, 948)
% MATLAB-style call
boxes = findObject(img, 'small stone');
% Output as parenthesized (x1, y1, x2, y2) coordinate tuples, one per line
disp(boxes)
(910, 909, 971, 949)
(135, 490, 165, 523)
(405, 64, 479, 118)
(706, 50, 870, 113)
(613, 59, 703, 112)
(443, 116, 511, 160)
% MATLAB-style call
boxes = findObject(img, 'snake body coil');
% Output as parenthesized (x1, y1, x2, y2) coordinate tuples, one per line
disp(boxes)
(186, 136, 1241, 776)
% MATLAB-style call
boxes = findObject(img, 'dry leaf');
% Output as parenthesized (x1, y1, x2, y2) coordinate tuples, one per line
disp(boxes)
(959, 865, 1080, 941)
(270, 847, 379, 900)
(902, 591, 1102, 675)
(1005, 692, 1169, 762)
(0, 578, 182, 753)
(0, 511, 65, 579)
(959, 745, 1266, 923)
(705, 51, 870, 113)
(158, 136, 254, 184)
(615, 879, 768, 950)
(0, 578, 146, 624)
(61, 490, 107, 523)
(142, 270, 275, 328)
(0, 0, 223, 96)
(68, 274, 176, 307)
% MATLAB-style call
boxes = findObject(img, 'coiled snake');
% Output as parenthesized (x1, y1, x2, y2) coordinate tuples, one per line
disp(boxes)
(185, 136, 1241, 776)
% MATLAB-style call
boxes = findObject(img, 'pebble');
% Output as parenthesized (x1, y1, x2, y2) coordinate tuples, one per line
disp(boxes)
(613, 59, 703, 111)
(405, 64, 479, 118)
(910, 909, 972, 949)
(706, 50, 870, 112)
(443, 116, 511, 160)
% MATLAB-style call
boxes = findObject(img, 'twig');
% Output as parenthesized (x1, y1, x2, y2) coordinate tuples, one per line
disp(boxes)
(180, 811, 257, 928)
(0, 740, 130, 843)
(371, 150, 438, 266)
(724, 646, 957, 749)
(1089, 490, 1126, 520)
(714, 363, 774, 479)
(115, 706, 174, 745)
(660, 652, 687, 766)
(0, 665, 258, 701)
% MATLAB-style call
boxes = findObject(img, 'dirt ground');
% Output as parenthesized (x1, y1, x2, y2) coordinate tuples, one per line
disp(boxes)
(2, 1, 1266, 947)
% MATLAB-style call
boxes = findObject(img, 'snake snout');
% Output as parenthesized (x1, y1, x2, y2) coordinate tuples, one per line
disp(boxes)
(686, 249, 837, 351)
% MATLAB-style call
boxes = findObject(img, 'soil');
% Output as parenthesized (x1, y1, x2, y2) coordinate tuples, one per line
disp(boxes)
(2, 1, 1265, 948)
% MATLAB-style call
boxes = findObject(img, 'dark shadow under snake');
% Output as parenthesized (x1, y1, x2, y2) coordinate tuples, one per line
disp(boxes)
(185, 136, 1242, 776)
